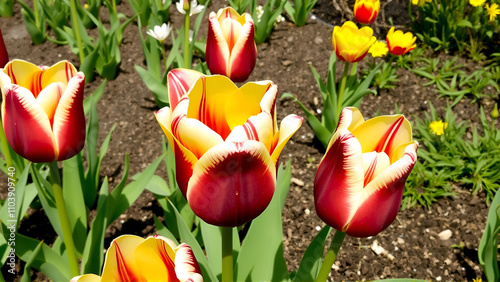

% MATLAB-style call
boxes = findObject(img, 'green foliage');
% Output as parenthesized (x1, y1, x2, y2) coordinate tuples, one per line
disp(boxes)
(0, 0, 13, 17)
(227, 0, 252, 14)
(128, 0, 171, 27)
(410, 0, 498, 59)
(405, 103, 500, 209)
(284, 0, 318, 26)
(250, 0, 286, 44)
(478, 188, 500, 281)
(18, 0, 47, 44)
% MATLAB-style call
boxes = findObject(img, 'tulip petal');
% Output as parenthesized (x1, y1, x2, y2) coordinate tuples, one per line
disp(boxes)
(187, 76, 234, 139)
(101, 235, 145, 282)
(156, 106, 198, 196)
(168, 68, 205, 110)
(226, 112, 274, 151)
(206, 13, 231, 77)
(227, 17, 257, 82)
(343, 142, 418, 237)
(314, 128, 365, 232)
(134, 236, 178, 282)
(70, 274, 102, 282)
(2, 85, 56, 162)
(225, 81, 273, 130)
(350, 115, 412, 161)
(53, 73, 86, 161)
(36, 82, 65, 123)
(40, 60, 77, 89)
(174, 243, 202, 281)
(2, 60, 41, 93)
(187, 140, 276, 227)
(270, 114, 303, 164)
(0, 29, 8, 69)
(337, 107, 365, 132)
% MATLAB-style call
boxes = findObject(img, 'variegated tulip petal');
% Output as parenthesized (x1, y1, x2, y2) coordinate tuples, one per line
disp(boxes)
(101, 235, 145, 282)
(2, 60, 41, 94)
(36, 82, 65, 123)
(187, 76, 234, 139)
(134, 236, 178, 282)
(220, 16, 242, 52)
(227, 17, 256, 82)
(168, 68, 205, 111)
(40, 61, 77, 89)
(2, 85, 56, 162)
(52, 73, 86, 161)
(270, 114, 303, 164)
(206, 13, 231, 77)
(156, 107, 199, 196)
(344, 142, 418, 237)
(314, 128, 365, 232)
(174, 243, 202, 281)
(187, 140, 276, 227)
(225, 81, 273, 130)
(259, 84, 278, 131)
(350, 115, 412, 161)
(70, 274, 102, 282)
(236, 112, 274, 151)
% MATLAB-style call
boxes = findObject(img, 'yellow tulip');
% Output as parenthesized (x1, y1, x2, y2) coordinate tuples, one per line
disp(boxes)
(332, 21, 376, 63)
(386, 27, 417, 56)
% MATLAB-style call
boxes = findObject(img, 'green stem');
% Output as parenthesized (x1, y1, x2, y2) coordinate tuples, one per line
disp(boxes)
(0, 120, 13, 170)
(183, 11, 191, 68)
(336, 62, 351, 118)
(221, 227, 233, 282)
(33, 0, 40, 27)
(69, 0, 85, 63)
(314, 230, 346, 282)
(49, 161, 80, 277)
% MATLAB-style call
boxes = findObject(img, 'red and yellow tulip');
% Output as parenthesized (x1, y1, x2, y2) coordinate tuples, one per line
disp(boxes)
(314, 107, 418, 237)
(0, 60, 85, 162)
(0, 29, 8, 68)
(354, 0, 380, 25)
(71, 235, 203, 282)
(332, 21, 376, 63)
(386, 27, 417, 56)
(156, 69, 303, 227)
(205, 7, 257, 82)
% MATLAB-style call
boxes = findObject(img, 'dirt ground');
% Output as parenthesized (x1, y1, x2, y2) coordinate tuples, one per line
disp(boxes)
(0, 0, 498, 280)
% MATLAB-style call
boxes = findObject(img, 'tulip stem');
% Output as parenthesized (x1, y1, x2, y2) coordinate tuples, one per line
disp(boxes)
(0, 121, 13, 170)
(49, 161, 80, 277)
(336, 62, 350, 121)
(69, 0, 85, 63)
(183, 11, 191, 68)
(221, 227, 233, 282)
(314, 230, 346, 282)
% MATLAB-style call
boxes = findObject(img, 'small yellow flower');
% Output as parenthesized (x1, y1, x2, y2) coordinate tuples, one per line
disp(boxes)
(429, 120, 448, 136)
(486, 3, 500, 21)
(411, 0, 431, 6)
(469, 0, 486, 7)
(369, 41, 388, 57)
(473, 278, 483, 282)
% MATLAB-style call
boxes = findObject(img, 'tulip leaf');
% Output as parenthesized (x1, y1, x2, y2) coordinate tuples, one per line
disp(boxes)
(21, 241, 43, 282)
(83, 80, 107, 116)
(11, 229, 71, 281)
(135, 65, 170, 107)
(235, 162, 291, 282)
(479, 189, 500, 281)
(62, 156, 88, 257)
(0, 164, 33, 227)
(292, 225, 331, 282)
(144, 175, 171, 197)
(81, 178, 109, 275)
(168, 200, 218, 282)
(153, 215, 179, 245)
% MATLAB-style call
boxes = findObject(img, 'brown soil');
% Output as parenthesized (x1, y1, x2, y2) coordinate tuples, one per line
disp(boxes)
(0, 0, 498, 281)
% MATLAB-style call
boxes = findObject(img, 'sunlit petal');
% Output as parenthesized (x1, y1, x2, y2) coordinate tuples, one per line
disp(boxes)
(270, 114, 303, 164)
(36, 82, 65, 123)
(168, 68, 205, 111)
(2, 59, 41, 93)
(70, 274, 102, 282)
(134, 236, 177, 282)
(206, 12, 230, 77)
(101, 235, 145, 282)
(227, 18, 256, 82)
(174, 243, 202, 281)
(225, 81, 272, 130)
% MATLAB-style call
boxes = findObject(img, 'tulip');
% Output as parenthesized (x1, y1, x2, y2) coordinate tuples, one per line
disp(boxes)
(206, 7, 257, 82)
(71, 235, 203, 282)
(0, 60, 85, 162)
(156, 70, 302, 227)
(0, 29, 8, 68)
(314, 107, 418, 237)
(354, 0, 380, 25)
(386, 27, 417, 56)
(332, 21, 376, 63)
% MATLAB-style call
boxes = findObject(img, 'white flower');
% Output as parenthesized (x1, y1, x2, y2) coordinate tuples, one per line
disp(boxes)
(146, 23, 172, 42)
(176, 0, 205, 16)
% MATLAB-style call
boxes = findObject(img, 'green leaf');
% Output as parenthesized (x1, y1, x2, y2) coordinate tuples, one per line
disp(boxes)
(83, 80, 107, 116)
(21, 241, 43, 282)
(135, 65, 170, 107)
(456, 19, 473, 28)
(235, 162, 291, 282)
(479, 189, 500, 281)
(292, 225, 331, 282)
(153, 215, 179, 245)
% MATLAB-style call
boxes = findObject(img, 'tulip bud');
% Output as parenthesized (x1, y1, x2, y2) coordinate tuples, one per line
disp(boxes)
(332, 21, 376, 63)
(492, 103, 498, 119)
(0, 29, 8, 68)
(314, 107, 418, 237)
(354, 0, 380, 25)
(386, 27, 417, 56)
(0, 60, 86, 162)
(205, 7, 257, 82)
